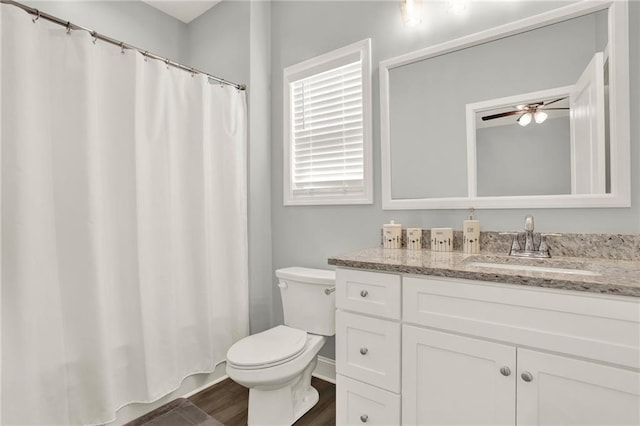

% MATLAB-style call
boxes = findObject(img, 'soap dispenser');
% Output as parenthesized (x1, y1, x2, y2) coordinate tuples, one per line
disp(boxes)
(463, 208, 480, 254)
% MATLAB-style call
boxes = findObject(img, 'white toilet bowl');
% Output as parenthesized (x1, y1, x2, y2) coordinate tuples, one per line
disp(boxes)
(225, 267, 336, 426)
(226, 326, 327, 425)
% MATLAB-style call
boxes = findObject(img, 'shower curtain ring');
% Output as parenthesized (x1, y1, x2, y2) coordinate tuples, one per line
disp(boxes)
(91, 31, 98, 45)
(66, 22, 72, 34)
(120, 42, 126, 54)
(165, 59, 170, 70)
(190, 68, 196, 78)
(143, 51, 149, 62)
(32, 9, 40, 23)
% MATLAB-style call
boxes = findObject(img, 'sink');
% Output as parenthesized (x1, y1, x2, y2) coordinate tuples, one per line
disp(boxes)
(466, 261, 601, 277)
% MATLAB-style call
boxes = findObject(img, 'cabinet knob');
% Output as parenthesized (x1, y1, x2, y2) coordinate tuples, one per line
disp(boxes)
(499, 366, 511, 376)
(360, 414, 369, 423)
(360, 290, 369, 298)
(521, 371, 534, 382)
(359, 347, 368, 355)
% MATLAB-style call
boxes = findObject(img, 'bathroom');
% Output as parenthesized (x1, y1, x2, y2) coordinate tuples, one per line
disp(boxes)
(1, 0, 638, 425)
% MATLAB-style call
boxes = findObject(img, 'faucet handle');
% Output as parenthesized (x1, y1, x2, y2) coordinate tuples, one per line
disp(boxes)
(510, 234, 521, 253)
(500, 232, 520, 254)
(538, 233, 561, 258)
(538, 235, 549, 256)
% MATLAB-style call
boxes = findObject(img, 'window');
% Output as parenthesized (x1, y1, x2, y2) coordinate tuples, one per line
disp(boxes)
(283, 39, 372, 205)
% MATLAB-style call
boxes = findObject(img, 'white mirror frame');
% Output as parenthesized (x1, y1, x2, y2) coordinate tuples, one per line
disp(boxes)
(380, 0, 630, 210)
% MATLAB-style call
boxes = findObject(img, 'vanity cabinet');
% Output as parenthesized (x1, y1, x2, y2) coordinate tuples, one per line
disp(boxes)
(403, 327, 640, 426)
(335, 268, 640, 426)
(336, 268, 402, 425)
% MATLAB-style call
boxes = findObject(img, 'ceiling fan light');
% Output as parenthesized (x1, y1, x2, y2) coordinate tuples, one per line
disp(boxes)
(518, 113, 532, 127)
(534, 111, 548, 124)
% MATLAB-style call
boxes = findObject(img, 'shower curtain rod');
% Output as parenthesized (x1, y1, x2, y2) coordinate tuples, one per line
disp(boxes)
(0, 0, 246, 91)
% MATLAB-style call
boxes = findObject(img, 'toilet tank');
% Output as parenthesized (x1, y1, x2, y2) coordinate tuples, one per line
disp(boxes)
(275, 267, 336, 336)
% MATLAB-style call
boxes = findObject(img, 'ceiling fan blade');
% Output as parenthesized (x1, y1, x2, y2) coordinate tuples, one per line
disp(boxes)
(516, 101, 543, 110)
(542, 97, 567, 107)
(481, 110, 519, 121)
(541, 107, 570, 111)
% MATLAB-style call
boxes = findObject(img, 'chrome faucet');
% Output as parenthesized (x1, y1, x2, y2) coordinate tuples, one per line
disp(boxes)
(502, 215, 560, 259)
(523, 215, 535, 252)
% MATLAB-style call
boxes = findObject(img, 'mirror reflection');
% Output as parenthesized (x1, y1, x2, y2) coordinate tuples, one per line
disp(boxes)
(388, 9, 608, 202)
(474, 94, 572, 197)
(468, 47, 607, 198)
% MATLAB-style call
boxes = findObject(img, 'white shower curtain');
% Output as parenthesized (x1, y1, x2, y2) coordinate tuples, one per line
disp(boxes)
(1, 5, 249, 425)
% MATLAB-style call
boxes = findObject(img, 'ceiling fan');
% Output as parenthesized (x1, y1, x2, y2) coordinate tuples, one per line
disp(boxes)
(481, 97, 569, 127)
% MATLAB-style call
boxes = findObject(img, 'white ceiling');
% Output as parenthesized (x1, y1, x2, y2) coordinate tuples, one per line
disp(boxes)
(141, 0, 221, 24)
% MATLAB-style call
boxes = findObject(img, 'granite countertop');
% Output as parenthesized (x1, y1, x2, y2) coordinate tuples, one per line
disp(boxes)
(328, 247, 640, 297)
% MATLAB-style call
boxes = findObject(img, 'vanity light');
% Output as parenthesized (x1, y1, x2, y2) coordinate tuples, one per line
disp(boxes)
(518, 112, 532, 127)
(400, 0, 422, 27)
(534, 110, 548, 124)
(447, 0, 468, 15)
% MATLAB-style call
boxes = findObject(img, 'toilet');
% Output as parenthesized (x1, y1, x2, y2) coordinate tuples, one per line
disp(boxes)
(226, 267, 336, 426)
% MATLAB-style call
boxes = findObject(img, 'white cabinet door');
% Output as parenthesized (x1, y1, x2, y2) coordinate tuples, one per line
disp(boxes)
(517, 348, 640, 426)
(402, 325, 516, 425)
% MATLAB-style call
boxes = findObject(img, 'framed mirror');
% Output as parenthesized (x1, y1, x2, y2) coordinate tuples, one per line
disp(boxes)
(380, 0, 630, 209)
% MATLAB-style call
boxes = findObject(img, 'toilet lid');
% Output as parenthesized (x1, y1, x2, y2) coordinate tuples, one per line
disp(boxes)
(226, 325, 308, 368)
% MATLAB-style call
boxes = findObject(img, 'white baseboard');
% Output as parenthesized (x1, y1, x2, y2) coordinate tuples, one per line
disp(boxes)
(184, 366, 229, 398)
(312, 356, 336, 384)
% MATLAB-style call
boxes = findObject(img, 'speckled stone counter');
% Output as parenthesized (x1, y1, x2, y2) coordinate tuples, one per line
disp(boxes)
(328, 247, 640, 297)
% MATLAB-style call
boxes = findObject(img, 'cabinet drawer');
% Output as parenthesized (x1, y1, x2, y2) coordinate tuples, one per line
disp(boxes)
(336, 310, 401, 392)
(337, 374, 400, 426)
(336, 268, 401, 319)
(403, 275, 640, 369)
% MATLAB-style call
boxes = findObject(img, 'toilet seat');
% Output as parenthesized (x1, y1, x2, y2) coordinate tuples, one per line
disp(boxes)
(227, 325, 308, 370)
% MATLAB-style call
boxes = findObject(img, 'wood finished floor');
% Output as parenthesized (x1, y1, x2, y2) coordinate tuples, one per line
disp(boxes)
(189, 377, 336, 426)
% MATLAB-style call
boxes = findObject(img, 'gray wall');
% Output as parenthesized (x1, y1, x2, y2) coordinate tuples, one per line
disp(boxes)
(188, 1, 250, 86)
(25, 1, 189, 62)
(476, 117, 571, 196)
(248, 1, 274, 334)
(188, 0, 274, 335)
(271, 0, 640, 359)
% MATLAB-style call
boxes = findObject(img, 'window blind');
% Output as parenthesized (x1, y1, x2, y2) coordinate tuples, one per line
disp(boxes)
(290, 60, 364, 197)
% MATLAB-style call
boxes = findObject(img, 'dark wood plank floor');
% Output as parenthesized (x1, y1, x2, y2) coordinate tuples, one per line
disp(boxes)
(189, 377, 336, 426)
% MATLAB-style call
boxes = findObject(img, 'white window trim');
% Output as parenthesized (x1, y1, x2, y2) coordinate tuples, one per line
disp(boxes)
(283, 38, 373, 206)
